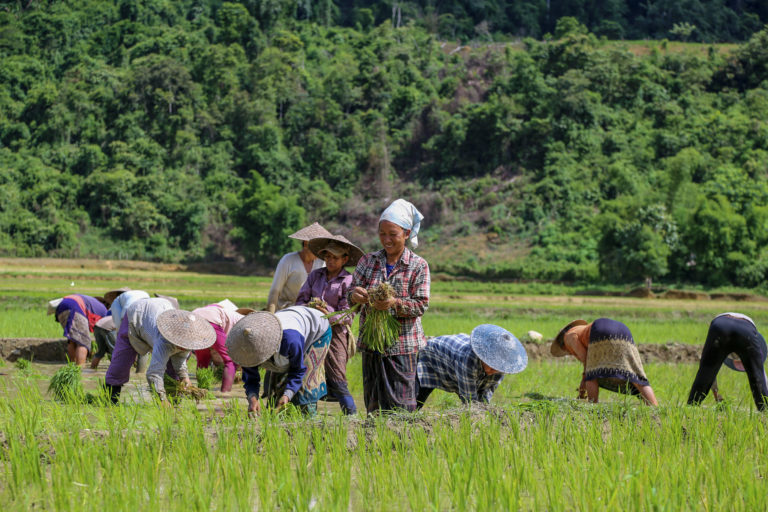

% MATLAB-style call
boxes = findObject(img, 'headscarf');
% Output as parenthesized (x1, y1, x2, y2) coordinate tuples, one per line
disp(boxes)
(379, 199, 424, 248)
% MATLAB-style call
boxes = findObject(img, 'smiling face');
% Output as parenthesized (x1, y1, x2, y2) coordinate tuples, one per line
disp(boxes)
(378, 220, 410, 259)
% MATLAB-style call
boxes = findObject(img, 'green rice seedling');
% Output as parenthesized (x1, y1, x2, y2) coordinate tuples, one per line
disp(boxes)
(47, 363, 85, 403)
(14, 357, 31, 372)
(211, 364, 224, 382)
(195, 367, 215, 390)
(360, 282, 400, 352)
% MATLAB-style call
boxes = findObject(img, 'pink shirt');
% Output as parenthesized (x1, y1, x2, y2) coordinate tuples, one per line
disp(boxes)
(192, 305, 244, 334)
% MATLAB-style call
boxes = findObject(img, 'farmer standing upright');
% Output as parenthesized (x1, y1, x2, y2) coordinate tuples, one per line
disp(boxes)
(349, 199, 430, 413)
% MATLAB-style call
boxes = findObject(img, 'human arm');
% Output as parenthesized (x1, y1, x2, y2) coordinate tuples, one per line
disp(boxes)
(280, 330, 307, 401)
(146, 341, 186, 401)
(267, 256, 290, 310)
(392, 259, 430, 318)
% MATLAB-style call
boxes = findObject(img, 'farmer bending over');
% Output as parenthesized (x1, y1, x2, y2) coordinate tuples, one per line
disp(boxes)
(416, 324, 527, 408)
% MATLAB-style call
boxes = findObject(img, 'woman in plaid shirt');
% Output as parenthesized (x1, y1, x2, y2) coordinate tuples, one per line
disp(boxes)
(349, 199, 430, 413)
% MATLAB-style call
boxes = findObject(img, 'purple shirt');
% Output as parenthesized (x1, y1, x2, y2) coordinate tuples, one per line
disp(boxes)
(295, 268, 354, 326)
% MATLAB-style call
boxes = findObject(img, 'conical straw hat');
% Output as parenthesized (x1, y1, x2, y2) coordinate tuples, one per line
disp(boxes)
(470, 324, 528, 374)
(308, 235, 365, 267)
(156, 309, 216, 351)
(288, 222, 333, 241)
(226, 311, 283, 367)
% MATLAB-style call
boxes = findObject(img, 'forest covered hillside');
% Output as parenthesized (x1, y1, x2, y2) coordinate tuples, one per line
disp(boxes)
(1, 1, 768, 288)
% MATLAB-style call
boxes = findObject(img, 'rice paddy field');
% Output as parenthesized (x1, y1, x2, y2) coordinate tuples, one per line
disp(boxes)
(2, 258, 768, 511)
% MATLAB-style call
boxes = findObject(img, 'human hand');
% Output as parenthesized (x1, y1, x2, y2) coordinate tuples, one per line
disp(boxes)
(248, 396, 262, 417)
(180, 377, 191, 388)
(277, 395, 290, 410)
(350, 287, 369, 305)
(372, 296, 396, 311)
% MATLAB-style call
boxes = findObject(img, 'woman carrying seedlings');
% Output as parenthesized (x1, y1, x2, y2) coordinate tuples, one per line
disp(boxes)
(416, 324, 527, 408)
(267, 222, 332, 312)
(191, 300, 250, 392)
(687, 313, 768, 410)
(47, 294, 108, 366)
(104, 297, 216, 404)
(349, 199, 430, 413)
(296, 235, 364, 414)
(227, 306, 332, 416)
(551, 318, 658, 405)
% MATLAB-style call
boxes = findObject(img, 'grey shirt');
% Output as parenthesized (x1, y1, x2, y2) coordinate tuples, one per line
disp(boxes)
(125, 298, 189, 400)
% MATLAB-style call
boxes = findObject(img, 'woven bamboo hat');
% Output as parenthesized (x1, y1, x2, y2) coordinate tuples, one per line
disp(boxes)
(308, 235, 365, 267)
(288, 222, 333, 241)
(226, 311, 283, 367)
(104, 287, 131, 307)
(156, 309, 216, 351)
(550, 319, 588, 357)
(470, 324, 528, 374)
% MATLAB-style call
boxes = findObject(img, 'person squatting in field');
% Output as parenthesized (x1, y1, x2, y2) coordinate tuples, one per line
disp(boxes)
(191, 300, 250, 393)
(295, 235, 365, 415)
(48, 293, 108, 366)
(551, 318, 658, 405)
(688, 312, 768, 410)
(266, 222, 331, 313)
(416, 324, 528, 408)
(104, 297, 215, 404)
(227, 306, 332, 416)
(349, 199, 430, 414)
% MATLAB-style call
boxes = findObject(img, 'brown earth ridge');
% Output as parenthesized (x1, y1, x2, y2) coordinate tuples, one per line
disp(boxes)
(1, 338, 703, 364)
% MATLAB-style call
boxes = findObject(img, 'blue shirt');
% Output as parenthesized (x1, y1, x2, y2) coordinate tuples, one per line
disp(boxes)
(417, 334, 504, 403)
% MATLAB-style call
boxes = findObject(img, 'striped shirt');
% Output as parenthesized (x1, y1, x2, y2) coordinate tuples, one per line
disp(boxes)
(349, 248, 430, 355)
(417, 334, 503, 403)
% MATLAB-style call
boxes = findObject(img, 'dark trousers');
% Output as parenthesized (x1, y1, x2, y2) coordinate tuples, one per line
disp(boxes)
(688, 316, 768, 410)
(362, 351, 418, 413)
(415, 385, 434, 410)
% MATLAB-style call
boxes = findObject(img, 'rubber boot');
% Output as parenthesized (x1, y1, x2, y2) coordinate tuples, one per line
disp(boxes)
(221, 366, 235, 392)
(106, 384, 122, 405)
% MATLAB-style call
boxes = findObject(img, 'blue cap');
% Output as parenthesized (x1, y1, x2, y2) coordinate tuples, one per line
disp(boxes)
(470, 324, 528, 374)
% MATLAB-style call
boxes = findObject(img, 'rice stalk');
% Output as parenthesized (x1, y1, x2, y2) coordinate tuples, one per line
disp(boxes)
(48, 363, 85, 403)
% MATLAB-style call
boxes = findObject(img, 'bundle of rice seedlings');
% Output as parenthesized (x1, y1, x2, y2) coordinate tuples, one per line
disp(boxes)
(48, 363, 85, 403)
(163, 374, 211, 402)
(196, 367, 215, 390)
(307, 297, 328, 311)
(360, 282, 400, 353)
(15, 358, 31, 372)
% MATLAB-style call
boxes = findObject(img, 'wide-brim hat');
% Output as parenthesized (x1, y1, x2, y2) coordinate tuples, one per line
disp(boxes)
(104, 287, 131, 306)
(551, 319, 588, 357)
(156, 309, 216, 351)
(470, 324, 528, 374)
(154, 293, 180, 310)
(226, 311, 283, 367)
(46, 298, 63, 316)
(308, 235, 365, 267)
(288, 222, 333, 241)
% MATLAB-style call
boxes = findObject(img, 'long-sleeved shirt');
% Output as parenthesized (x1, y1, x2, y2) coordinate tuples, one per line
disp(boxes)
(242, 306, 330, 401)
(267, 252, 325, 310)
(417, 334, 503, 403)
(110, 290, 150, 326)
(124, 298, 189, 400)
(348, 248, 430, 355)
(191, 304, 244, 334)
(295, 268, 354, 326)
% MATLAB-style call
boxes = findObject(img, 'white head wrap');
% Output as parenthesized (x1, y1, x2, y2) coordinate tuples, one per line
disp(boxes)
(379, 199, 424, 248)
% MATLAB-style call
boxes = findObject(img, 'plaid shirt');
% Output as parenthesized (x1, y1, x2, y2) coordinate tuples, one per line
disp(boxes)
(417, 334, 504, 403)
(349, 248, 430, 355)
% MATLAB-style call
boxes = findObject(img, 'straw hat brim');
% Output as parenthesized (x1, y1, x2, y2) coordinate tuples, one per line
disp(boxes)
(550, 319, 588, 358)
(288, 222, 333, 241)
(308, 236, 365, 267)
(156, 309, 217, 351)
(226, 311, 283, 367)
(104, 287, 131, 306)
(470, 324, 528, 374)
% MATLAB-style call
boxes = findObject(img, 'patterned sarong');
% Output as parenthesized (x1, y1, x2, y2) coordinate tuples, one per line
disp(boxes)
(57, 309, 92, 349)
(585, 318, 649, 395)
(265, 327, 332, 405)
